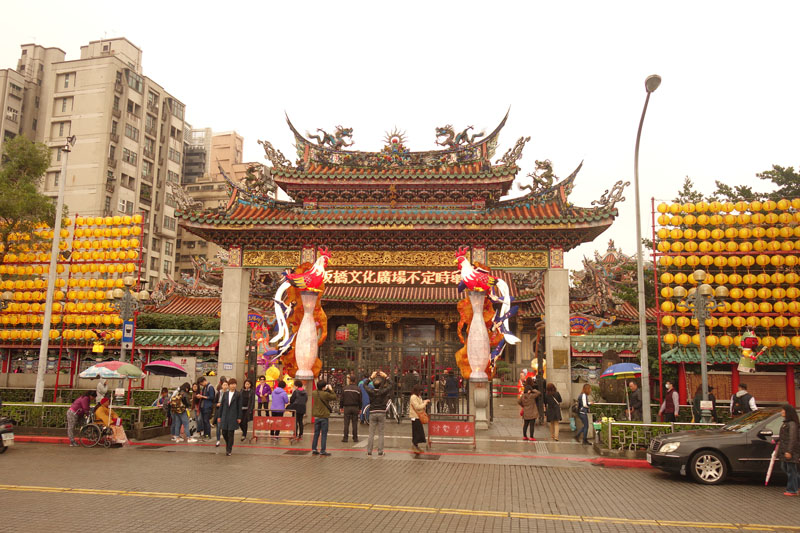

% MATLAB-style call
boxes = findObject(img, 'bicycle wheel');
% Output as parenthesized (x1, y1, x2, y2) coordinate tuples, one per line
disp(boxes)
(79, 424, 101, 448)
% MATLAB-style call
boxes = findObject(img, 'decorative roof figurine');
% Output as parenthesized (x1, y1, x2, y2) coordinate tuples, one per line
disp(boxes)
(306, 126, 354, 150)
(435, 125, 485, 148)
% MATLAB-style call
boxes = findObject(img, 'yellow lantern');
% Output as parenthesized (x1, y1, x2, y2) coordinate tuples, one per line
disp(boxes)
(757, 287, 772, 300)
(113, 330, 123, 340)
(673, 256, 687, 267)
(787, 273, 800, 284)
(741, 255, 755, 268)
(131, 226, 142, 236)
(126, 251, 138, 261)
(774, 301, 788, 313)
(132, 214, 143, 224)
(760, 316, 774, 329)
(685, 241, 699, 253)
(706, 335, 719, 347)
(660, 273, 674, 284)
(678, 333, 691, 346)
(758, 302, 773, 314)
(718, 316, 732, 328)
(775, 316, 789, 329)
(686, 255, 700, 267)
(691, 334, 700, 346)
(731, 302, 746, 314)
(684, 214, 697, 226)
(676, 316, 691, 328)
(662, 315, 675, 327)
(674, 273, 688, 285)
(661, 301, 675, 313)
(777, 336, 790, 348)
(659, 256, 673, 267)
(745, 316, 759, 328)
(720, 335, 733, 347)
(793, 337, 800, 349)
(664, 333, 677, 345)
(121, 228, 130, 237)
(657, 202, 669, 213)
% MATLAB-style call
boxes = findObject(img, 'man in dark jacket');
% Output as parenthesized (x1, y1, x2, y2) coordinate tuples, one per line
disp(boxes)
(287, 380, 308, 438)
(196, 377, 216, 440)
(628, 381, 643, 421)
(341, 375, 361, 442)
(444, 370, 459, 414)
(366, 371, 393, 455)
(216, 378, 242, 456)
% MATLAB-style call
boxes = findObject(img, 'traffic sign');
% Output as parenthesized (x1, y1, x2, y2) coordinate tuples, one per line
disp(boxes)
(122, 320, 134, 349)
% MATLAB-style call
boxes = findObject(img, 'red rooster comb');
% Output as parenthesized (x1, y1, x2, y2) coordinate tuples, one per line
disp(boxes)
(317, 245, 331, 259)
(455, 246, 469, 259)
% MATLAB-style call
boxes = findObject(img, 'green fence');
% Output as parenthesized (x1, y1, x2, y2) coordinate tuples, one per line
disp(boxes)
(0, 402, 166, 431)
(598, 420, 724, 451)
(590, 402, 733, 424)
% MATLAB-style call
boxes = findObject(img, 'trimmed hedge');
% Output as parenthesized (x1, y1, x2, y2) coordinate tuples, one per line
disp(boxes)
(0, 403, 165, 430)
(0, 388, 161, 407)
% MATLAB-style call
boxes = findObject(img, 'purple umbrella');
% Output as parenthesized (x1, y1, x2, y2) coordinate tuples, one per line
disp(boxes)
(144, 360, 188, 377)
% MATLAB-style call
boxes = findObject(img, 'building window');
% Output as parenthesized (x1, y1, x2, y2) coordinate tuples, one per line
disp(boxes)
(164, 241, 173, 256)
(108, 145, 115, 159)
(149, 276, 158, 290)
(167, 170, 180, 185)
(144, 137, 155, 153)
(169, 98, 184, 120)
(63, 72, 74, 88)
(122, 148, 137, 166)
(168, 148, 181, 164)
(124, 124, 139, 142)
(107, 170, 114, 182)
(140, 183, 152, 203)
(125, 70, 144, 93)
(142, 160, 152, 178)
(111, 121, 118, 135)
(116, 71, 123, 83)
(35, 96, 39, 108)
(163, 259, 172, 275)
(52, 172, 59, 187)
(113, 95, 120, 111)
(120, 173, 135, 190)
(58, 122, 66, 136)
(147, 91, 159, 107)
(163, 216, 176, 231)
(150, 257, 159, 270)
(104, 196, 112, 211)
(126, 99, 141, 117)
(118, 199, 134, 214)
(60, 97, 72, 112)
(53, 148, 61, 163)
(165, 193, 176, 209)
(6, 106, 19, 123)
(32, 119, 37, 131)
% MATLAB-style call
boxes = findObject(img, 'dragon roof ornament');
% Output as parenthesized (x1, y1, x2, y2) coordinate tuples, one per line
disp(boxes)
(495, 136, 530, 167)
(258, 139, 292, 168)
(285, 110, 509, 169)
(591, 180, 630, 211)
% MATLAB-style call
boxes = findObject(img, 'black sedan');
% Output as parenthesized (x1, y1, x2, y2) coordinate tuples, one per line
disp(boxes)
(647, 408, 795, 485)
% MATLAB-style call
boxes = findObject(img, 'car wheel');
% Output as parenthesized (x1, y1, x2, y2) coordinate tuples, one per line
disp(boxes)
(689, 450, 727, 485)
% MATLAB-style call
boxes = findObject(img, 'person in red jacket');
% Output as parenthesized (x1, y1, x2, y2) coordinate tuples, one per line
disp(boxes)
(659, 381, 680, 422)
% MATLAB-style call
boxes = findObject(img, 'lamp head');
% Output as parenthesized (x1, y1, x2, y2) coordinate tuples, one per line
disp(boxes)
(645, 74, 662, 93)
(698, 284, 713, 297)
(138, 290, 150, 301)
(672, 286, 687, 299)
(123, 276, 135, 288)
(112, 288, 124, 299)
(1, 291, 12, 301)
(693, 269, 707, 283)
(714, 286, 729, 298)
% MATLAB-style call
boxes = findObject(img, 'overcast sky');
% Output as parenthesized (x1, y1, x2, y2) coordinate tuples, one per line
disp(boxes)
(3, 1, 798, 271)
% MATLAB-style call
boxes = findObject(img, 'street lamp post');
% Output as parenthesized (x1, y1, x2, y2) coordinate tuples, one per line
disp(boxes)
(673, 271, 728, 423)
(634, 75, 661, 423)
(110, 276, 146, 362)
(34, 135, 75, 404)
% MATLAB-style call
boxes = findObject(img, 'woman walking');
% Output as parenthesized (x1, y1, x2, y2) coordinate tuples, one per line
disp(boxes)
(239, 379, 255, 441)
(216, 378, 242, 456)
(575, 384, 592, 445)
(270, 380, 289, 437)
(518, 378, 541, 441)
(777, 403, 800, 496)
(214, 380, 229, 447)
(409, 385, 430, 454)
(287, 380, 308, 438)
(544, 382, 563, 441)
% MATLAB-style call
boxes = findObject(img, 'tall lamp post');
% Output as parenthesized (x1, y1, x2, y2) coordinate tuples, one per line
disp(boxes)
(110, 276, 147, 362)
(34, 135, 75, 404)
(672, 271, 728, 422)
(634, 75, 661, 423)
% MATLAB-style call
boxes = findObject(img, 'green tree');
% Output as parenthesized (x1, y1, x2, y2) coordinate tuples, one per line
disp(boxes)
(673, 176, 705, 204)
(710, 181, 758, 203)
(0, 136, 57, 262)
(756, 165, 800, 200)
(615, 262, 656, 309)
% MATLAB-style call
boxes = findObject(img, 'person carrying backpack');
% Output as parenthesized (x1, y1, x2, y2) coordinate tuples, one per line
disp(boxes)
(170, 383, 196, 443)
(730, 383, 757, 416)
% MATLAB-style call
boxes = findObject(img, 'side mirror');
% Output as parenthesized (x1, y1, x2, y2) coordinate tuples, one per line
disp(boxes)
(757, 429, 773, 440)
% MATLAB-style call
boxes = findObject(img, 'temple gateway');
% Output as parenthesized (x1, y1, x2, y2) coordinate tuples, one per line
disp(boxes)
(175, 113, 626, 411)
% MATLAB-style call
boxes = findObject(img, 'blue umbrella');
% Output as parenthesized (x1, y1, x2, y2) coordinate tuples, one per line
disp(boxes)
(600, 363, 642, 420)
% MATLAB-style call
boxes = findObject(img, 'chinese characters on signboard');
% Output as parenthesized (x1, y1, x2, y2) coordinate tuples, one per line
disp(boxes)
(323, 269, 462, 286)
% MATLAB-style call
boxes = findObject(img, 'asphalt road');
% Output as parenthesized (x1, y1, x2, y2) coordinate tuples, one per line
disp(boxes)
(1, 442, 799, 532)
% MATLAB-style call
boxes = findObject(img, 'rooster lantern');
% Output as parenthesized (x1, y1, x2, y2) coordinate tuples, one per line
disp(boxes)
(264, 247, 331, 374)
(454, 246, 520, 378)
(737, 330, 765, 374)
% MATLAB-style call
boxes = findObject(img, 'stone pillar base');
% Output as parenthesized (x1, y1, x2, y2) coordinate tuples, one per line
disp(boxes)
(469, 380, 490, 430)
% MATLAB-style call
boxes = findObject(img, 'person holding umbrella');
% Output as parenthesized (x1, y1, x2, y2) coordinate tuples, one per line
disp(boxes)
(775, 404, 800, 496)
(628, 382, 642, 421)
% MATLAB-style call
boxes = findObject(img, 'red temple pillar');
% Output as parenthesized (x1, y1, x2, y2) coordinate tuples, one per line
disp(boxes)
(678, 363, 688, 405)
(731, 364, 740, 397)
(787, 365, 796, 407)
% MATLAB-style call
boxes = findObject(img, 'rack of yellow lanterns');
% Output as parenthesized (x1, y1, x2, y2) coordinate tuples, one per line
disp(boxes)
(0, 214, 145, 346)
(654, 198, 800, 356)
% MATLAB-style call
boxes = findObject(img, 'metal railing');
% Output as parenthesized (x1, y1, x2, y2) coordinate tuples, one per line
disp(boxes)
(602, 419, 724, 451)
(1, 402, 165, 430)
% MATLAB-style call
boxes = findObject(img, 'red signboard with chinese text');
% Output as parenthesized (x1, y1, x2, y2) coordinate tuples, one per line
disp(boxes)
(253, 415, 296, 434)
(324, 269, 462, 286)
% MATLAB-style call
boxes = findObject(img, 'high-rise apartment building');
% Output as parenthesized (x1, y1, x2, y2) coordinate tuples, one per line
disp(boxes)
(3, 38, 186, 291)
(0, 68, 26, 143)
(176, 130, 248, 276)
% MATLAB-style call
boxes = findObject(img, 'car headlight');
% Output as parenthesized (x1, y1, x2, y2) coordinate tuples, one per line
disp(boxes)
(660, 442, 681, 453)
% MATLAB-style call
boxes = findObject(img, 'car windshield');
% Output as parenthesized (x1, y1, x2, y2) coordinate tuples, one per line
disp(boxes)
(721, 409, 777, 433)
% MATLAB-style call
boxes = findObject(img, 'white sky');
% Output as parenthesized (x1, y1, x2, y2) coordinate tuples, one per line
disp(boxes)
(3, 1, 798, 271)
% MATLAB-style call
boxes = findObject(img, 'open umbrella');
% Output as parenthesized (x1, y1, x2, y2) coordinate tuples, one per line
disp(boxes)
(600, 363, 642, 421)
(80, 361, 145, 379)
(144, 360, 188, 377)
(765, 443, 779, 486)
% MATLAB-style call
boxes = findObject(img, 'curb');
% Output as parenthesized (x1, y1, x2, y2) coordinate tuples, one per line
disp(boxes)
(13, 435, 652, 468)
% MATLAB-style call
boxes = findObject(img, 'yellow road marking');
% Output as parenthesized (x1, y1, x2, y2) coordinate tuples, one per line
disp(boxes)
(1, 484, 797, 531)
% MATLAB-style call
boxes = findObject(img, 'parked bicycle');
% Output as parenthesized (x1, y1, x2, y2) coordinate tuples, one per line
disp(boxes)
(360, 396, 403, 424)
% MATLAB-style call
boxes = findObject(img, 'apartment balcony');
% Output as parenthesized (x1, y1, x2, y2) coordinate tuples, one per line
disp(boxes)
(144, 124, 156, 137)
(107, 157, 117, 169)
(9, 86, 22, 99)
(110, 133, 119, 144)
(139, 195, 152, 206)
(114, 81, 123, 94)
(147, 102, 159, 114)
(111, 108, 121, 119)
(127, 112, 140, 125)
(143, 148, 155, 161)
(141, 172, 153, 183)
(105, 181, 115, 193)
(5, 112, 18, 123)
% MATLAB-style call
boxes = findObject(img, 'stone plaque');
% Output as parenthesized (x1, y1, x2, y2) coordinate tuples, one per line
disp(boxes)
(552, 349, 569, 369)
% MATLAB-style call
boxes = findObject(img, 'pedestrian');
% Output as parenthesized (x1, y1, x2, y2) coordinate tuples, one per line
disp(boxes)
(190, 382, 201, 431)
(255, 376, 271, 416)
(575, 383, 592, 445)
(544, 382, 562, 441)
(96, 378, 109, 402)
(239, 378, 255, 441)
(341, 375, 361, 442)
(366, 371, 393, 456)
(311, 379, 337, 456)
(775, 403, 800, 496)
(692, 385, 718, 423)
(730, 383, 757, 416)
(533, 372, 546, 426)
(66, 391, 97, 446)
(211, 376, 227, 428)
(196, 377, 216, 440)
(270, 380, 289, 437)
(95, 397, 128, 445)
(409, 384, 430, 454)
(433, 374, 444, 413)
(518, 369, 527, 398)
(658, 381, 680, 422)
(444, 370, 459, 414)
(214, 380, 229, 447)
(358, 374, 370, 423)
(287, 379, 307, 438)
(518, 378, 541, 441)
(628, 381, 643, 421)
(171, 383, 196, 443)
(216, 378, 242, 456)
